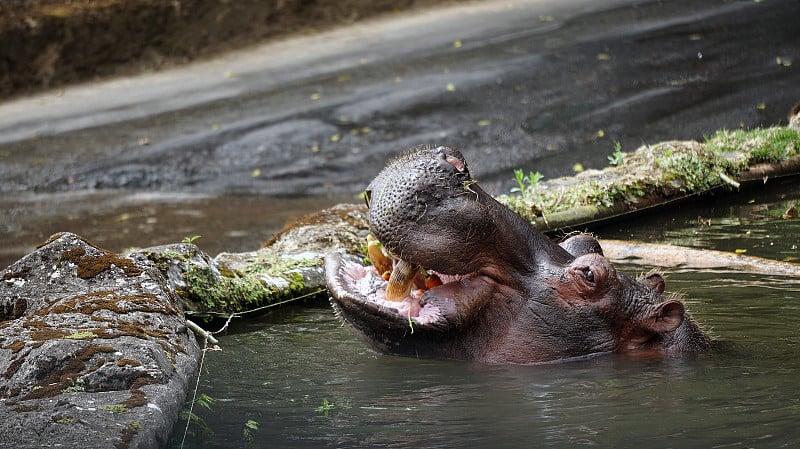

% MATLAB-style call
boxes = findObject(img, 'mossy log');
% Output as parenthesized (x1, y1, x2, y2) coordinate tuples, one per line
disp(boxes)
(130, 204, 370, 315)
(499, 127, 800, 232)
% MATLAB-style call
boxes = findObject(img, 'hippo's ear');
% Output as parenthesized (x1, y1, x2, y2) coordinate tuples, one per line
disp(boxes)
(644, 299, 684, 333)
(642, 273, 666, 294)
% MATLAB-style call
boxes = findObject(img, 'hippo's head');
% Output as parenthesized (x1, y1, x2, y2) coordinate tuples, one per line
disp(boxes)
(325, 146, 711, 364)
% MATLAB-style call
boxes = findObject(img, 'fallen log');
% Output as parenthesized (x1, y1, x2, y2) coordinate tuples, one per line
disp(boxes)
(498, 126, 800, 232)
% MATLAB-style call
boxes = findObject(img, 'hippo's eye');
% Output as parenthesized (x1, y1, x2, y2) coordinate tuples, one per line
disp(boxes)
(585, 268, 595, 284)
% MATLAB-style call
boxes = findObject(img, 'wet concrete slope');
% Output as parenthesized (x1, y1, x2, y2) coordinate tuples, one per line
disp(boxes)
(0, 0, 798, 197)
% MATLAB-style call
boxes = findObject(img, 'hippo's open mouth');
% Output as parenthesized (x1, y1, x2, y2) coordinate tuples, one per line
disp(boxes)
(325, 252, 473, 331)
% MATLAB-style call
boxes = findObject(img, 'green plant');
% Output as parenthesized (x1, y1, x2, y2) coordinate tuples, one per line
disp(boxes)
(315, 398, 336, 417)
(511, 169, 544, 193)
(608, 141, 624, 166)
(182, 235, 202, 243)
(242, 420, 259, 441)
(180, 393, 216, 438)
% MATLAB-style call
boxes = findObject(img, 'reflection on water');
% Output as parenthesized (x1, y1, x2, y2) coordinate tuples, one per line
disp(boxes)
(0, 191, 353, 269)
(166, 181, 800, 449)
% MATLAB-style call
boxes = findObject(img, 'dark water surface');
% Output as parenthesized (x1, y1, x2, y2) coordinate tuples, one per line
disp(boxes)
(167, 184, 800, 449)
(0, 192, 351, 270)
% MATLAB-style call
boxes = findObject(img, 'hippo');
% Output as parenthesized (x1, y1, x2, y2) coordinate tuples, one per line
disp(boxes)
(324, 145, 711, 364)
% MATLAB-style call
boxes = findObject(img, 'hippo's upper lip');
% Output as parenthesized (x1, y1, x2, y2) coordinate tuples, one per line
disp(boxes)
(325, 252, 465, 330)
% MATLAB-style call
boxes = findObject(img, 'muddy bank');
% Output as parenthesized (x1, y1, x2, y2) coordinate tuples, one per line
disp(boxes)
(0, 0, 458, 98)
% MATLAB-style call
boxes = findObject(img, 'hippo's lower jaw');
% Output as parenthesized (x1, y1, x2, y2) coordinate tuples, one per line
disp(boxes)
(325, 253, 470, 334)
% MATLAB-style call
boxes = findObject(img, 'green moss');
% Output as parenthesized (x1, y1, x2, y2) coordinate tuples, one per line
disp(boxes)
(54, 416, 78, 424)
(704, 127, 799, 163)
(182, 255, 320, 314)
(65, 331, 98, 340)
(102, 404, 129, 413)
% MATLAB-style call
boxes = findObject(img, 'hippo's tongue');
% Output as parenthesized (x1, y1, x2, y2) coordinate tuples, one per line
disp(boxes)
(385, 259, 420, 301)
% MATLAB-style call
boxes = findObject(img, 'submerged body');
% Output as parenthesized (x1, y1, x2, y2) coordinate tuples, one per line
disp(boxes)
(325, 146, 710, 364)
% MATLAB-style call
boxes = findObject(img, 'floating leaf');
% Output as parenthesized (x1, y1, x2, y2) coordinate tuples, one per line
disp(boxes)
(330, 134, 341, 142)
(756, 102, 766, 110)
(597, 53, 611, 61)
(477, 119, 491, 126)
(453, 40, 462, 48)
(446, 83, 456, 92)
(251, 169, 261, 177)
(573, 163, 584, 173)
(734, 249, 748, 254)
(310, 93, 321, 100)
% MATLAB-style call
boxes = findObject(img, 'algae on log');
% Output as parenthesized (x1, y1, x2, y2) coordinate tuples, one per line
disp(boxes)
(131, 204, 370, 315)
(498, 127, 800, 232)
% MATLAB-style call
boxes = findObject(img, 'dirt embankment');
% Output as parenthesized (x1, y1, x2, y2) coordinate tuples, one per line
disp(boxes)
(0, 0, 456, 99)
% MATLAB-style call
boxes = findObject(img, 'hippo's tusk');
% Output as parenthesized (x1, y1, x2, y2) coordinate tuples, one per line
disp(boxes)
(385, 259, 420, 301)
(367, 234, 393, 275)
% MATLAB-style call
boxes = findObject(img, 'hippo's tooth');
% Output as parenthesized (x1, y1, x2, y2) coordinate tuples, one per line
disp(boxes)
(367, 234, 393, 275)
(385, 259, 419, 302)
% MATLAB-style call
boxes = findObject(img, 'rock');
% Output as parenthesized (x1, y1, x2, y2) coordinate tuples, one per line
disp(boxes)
(0, 232, 200, 449)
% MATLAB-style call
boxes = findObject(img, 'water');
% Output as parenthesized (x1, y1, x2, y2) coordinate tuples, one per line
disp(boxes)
(167, 183, 800, 449)
(0, 192, 352, 270)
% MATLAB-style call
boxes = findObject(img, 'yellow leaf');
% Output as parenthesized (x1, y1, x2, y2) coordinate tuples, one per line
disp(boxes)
(734, 249, 747, 254)
(756, 102, 766, 110)
(597, 53, 611, 61)
(251, 169, 261, 177)
(446, 83, 456, 92)
(310, 93, 321, 100)
(573, 163, 584, 173)
(477, 119, 491, 126)
(330, 134, 341, 142)
(453, 40, 462, 48)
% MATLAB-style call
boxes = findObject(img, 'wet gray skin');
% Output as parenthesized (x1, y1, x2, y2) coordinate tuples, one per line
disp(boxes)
(325, 146, 710, 364)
